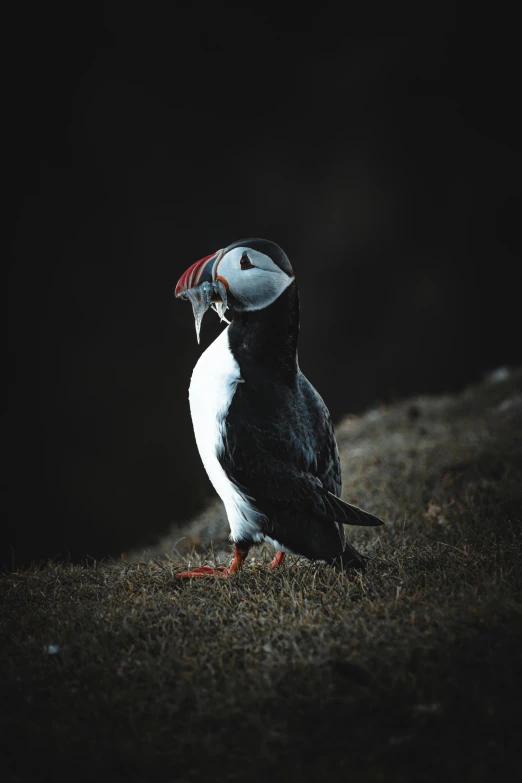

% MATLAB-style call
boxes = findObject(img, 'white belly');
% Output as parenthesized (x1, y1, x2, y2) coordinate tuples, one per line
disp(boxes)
(188, 326, 265, 543)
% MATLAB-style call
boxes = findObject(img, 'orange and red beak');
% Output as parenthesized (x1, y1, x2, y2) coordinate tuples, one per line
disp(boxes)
(175, 249, 224, 298)
(175, 248, 230, 343)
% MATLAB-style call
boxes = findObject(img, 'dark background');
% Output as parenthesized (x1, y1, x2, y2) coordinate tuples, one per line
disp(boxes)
(7, 3, 521, 568)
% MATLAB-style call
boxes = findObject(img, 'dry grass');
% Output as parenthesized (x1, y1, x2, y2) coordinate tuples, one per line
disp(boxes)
(2, 368, 522, 782)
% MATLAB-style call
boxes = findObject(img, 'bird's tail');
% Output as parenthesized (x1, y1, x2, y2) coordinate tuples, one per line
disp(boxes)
(320, 489, 385, 527)
(331, 540, 369, 571)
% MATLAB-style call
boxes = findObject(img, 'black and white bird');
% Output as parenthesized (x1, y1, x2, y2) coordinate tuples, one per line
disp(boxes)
(175, 238, 384, 578)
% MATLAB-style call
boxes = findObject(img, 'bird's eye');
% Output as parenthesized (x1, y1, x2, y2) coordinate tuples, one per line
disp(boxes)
(240, 253, 254, 270)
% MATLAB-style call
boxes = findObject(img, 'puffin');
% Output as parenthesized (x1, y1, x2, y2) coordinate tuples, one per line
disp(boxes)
(175, 238, 384, 578)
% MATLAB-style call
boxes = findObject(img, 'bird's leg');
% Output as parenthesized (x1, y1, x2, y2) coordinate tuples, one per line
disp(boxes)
(270, 550, 286, 569)
(228, 545, 250, 573)
(176, 545, 249, 579)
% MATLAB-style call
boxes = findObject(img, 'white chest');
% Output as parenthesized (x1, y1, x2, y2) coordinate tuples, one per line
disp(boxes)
(188, 327, 265, 543)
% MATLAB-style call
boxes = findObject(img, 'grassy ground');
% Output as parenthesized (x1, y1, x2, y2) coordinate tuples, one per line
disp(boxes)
(2, 368, 522, 782)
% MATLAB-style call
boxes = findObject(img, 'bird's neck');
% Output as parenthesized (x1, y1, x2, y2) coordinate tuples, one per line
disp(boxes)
(227, 281, 300, 384)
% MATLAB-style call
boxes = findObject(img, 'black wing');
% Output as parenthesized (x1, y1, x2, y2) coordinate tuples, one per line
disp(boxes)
(219, 372, 383, 534)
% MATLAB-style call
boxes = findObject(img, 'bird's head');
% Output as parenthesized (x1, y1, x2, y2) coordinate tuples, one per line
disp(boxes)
(175, 238, 294, 342)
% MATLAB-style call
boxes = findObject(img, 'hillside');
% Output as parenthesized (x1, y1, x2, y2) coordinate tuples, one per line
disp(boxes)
(2, 368, 521, 782)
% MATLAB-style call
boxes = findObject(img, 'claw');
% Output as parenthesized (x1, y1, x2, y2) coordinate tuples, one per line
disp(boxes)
(176, 545, 249, 579)
(270, 550, 286, 569)
(176, 565, 230, 579)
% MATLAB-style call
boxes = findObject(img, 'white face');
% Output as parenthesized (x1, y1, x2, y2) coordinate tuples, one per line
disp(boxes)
(215, 246, 294, 311)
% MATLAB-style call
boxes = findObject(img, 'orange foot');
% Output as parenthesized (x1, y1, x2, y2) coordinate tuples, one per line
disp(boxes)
(176, 546, 249, 579)
(270, 550, 286, 569)
(176, 565, 230, 578)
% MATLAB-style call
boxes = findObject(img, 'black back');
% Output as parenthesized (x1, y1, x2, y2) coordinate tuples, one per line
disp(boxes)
(220, 281, 349, 560)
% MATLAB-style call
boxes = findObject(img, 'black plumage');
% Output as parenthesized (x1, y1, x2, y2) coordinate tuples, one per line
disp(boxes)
(221, 278, 382, 569)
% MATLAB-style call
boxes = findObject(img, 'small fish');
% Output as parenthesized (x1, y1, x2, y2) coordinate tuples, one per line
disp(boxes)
(179, 279, 229, 343)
